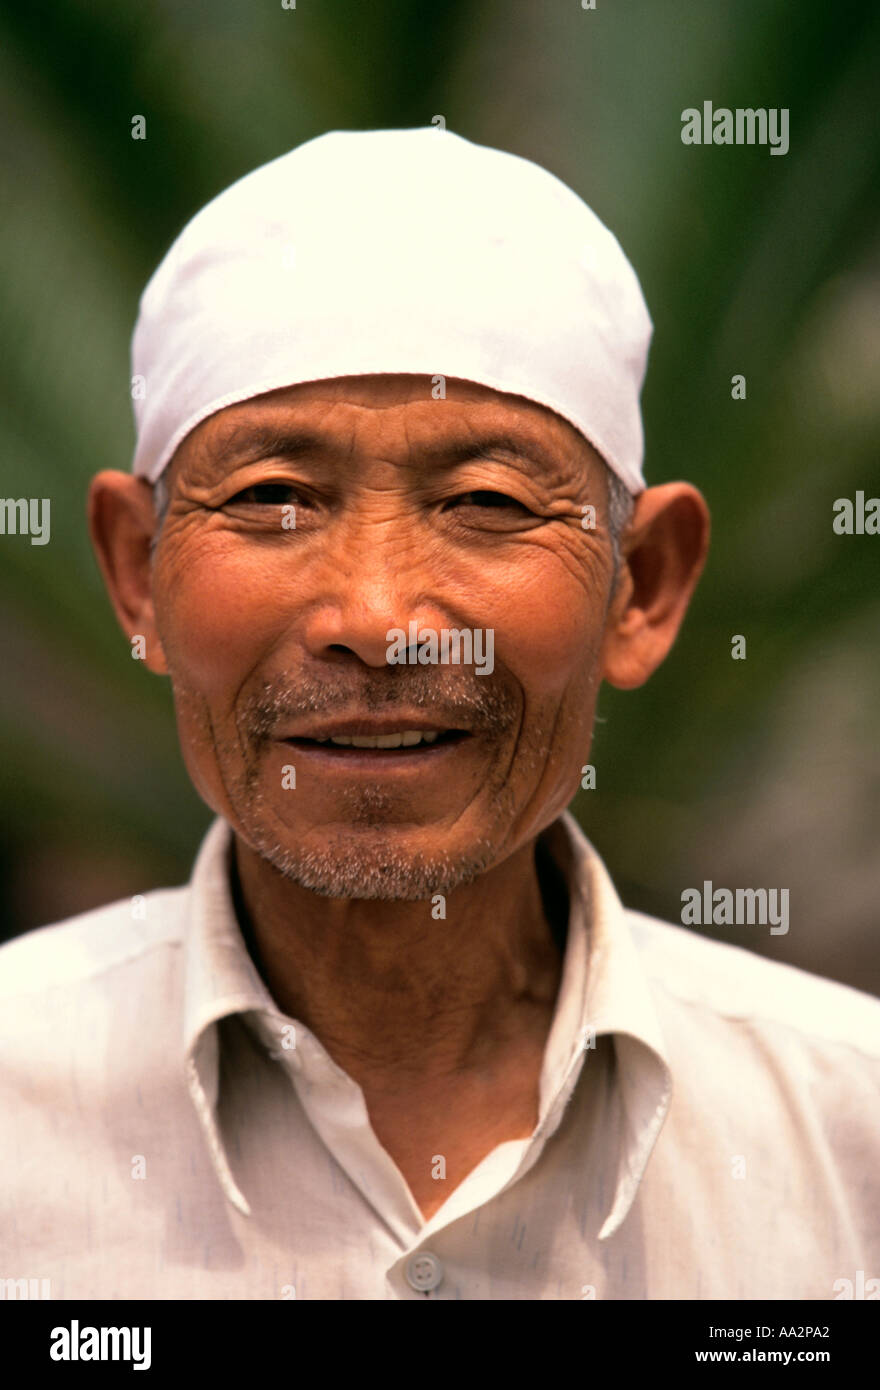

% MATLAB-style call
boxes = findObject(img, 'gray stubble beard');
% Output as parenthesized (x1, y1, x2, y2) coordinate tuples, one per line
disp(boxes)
(234, 757, 522, 900)
(183, 667, 528, 899)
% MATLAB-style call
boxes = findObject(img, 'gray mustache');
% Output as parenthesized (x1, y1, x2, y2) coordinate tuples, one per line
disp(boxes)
(239, 671, 519, 740)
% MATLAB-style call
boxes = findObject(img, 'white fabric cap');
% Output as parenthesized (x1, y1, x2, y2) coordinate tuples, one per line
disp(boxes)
(131, 127, 652, 491)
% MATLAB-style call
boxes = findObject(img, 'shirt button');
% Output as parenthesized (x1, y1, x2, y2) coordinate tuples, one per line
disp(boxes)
(405, 1252, 444, 1293)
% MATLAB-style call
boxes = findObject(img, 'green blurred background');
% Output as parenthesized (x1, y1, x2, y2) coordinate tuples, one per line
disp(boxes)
(1, 0, 878, 992)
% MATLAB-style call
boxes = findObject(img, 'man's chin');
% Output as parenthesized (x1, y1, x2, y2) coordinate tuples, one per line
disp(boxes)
(244, 822, 500, 901)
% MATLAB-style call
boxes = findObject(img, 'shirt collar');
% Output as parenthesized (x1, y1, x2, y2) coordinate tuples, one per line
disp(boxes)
(182, 816, 279, 1217)
(182, 812, 672, 1239)
(539, 815, 673, 1238)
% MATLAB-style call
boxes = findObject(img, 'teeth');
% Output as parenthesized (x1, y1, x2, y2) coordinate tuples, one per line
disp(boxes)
(318, 730, 442, 748)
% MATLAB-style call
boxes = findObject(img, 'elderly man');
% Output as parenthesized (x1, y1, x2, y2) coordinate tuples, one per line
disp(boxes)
(1, 128, 878, 1303)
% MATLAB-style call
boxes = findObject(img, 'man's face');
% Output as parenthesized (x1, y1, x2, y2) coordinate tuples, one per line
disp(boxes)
(149, 374, 619, 898)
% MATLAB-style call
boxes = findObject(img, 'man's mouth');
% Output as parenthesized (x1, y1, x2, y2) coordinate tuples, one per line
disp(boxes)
(282, 728, 469, 753)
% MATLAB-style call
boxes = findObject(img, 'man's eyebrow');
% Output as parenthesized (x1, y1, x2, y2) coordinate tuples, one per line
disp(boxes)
(206, 424, 330, 465)
(416, 432, 566, 475)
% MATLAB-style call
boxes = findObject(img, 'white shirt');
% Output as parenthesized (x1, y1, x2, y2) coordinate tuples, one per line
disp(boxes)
(1, 812, 878, 1300)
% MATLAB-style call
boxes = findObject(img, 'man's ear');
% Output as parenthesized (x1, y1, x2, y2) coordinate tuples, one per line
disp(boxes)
(87, 471, 169, 675)
(601, 482, 710, 690)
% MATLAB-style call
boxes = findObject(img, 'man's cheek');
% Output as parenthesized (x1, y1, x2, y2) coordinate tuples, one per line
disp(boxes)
(160, 581, 275, 687)
(497, 596, 597, 691)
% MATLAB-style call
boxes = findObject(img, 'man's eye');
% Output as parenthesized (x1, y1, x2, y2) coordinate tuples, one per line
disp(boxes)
(225, 483, 300, 506)
(450, 490, 531, 512)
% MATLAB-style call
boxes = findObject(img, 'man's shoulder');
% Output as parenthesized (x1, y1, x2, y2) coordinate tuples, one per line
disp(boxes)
(626, 908, 880, 1061)
(0, 886, 189, 1002)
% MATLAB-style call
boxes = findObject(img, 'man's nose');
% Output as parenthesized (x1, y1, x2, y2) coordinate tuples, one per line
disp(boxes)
(296, 519, 446, 669)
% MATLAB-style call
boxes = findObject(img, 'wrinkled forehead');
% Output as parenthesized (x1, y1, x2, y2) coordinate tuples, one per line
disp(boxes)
(160, 373, 606, 495)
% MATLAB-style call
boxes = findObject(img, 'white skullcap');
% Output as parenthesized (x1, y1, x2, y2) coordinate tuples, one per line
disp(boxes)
(131, 127, 652, 491)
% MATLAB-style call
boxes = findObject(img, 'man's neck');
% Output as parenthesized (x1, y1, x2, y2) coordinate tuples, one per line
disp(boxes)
(230, 830, 568, 1092)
